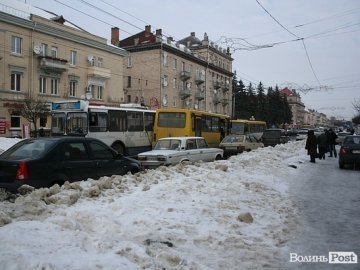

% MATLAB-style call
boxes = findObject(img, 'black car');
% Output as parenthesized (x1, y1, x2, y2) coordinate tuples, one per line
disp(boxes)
(261, 128, 290, 147)
(0, 137, 141, 192)
(338, 135, 360, 169)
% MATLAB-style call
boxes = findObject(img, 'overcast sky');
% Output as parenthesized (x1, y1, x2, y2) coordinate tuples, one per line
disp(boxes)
(15, 0, 360, 120)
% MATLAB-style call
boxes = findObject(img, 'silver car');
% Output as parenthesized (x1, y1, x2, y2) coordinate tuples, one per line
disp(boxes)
(138, 137, 223, 169)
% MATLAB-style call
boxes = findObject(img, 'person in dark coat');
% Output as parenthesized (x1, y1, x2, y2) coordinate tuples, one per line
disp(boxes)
(317, 132, 327, 160)
(327, 129, 338, 157)
(305, 129, 318, 163)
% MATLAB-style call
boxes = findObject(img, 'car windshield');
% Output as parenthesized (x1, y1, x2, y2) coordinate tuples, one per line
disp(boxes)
(0, 139, 55, 160)
(154, 139, 181, 150)
(222, 135, 245, 143)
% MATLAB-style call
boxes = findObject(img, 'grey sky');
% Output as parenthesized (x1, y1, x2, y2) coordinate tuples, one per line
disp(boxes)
(17, 0, 360, 120)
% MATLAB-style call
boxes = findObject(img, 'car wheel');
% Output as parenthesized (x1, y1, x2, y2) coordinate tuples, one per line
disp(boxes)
(215, 154, 222, 160)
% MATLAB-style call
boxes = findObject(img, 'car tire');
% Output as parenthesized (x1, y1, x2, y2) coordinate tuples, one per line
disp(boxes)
(112, 142, 125, 155)
(215, 154, 222, 160)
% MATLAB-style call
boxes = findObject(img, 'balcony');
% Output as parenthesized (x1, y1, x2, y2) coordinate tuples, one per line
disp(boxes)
(180, 70, 191, 81)
(222, 82, 230, 92)
(213, 95, 221, 104)
(39, 56, 67, 72)
(213, 81, 222, 89)
(195, 74, 205, 84)
(88, 66, 111, 79)
(179, 88, 191, 99)
(195, 90, 205, 100)
(222, 98, 229, 106)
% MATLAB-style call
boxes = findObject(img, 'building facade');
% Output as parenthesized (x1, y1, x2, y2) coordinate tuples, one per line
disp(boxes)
(280, 87, 306, 128)
(0, 6, 127, 137)
(114, 26, 233, 116)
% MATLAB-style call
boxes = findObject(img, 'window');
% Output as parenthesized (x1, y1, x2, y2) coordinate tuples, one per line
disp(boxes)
(127, 111, 143, 131)
(11, 73, 21, 91)
(89, 112, 107, 132)
(109, 110, 127, 132)
(69, 81, 76, 97)
(70, 51, 76, 65)
(90, 142, 114, 160)
(162, 52, 168, 67)
(51, 78, 58, 95)
(51, 46, 58, 58)
(127, 76, 131, 88)
(127, 56, 132, 67)
(11, 112, 21, 128)
(11, 36, 22, 54)
(173, 78, 177, 89)
(95, 86, 103, 99)
(97, 57, 103, 68)
(173, 58, 177, 70)
(39, 77, 46, 94)
(41, 43, 48, 56)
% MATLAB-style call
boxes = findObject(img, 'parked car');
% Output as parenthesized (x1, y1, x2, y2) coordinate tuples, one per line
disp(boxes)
(261, 128, 290, 147)
(138, 137, 223, 169)
(336, 131, 352, 145)
(296, 129, 309, 141)
(338, 135, 360, 169)
(219, 134, 264, 157)
(0, 137, 141, 192)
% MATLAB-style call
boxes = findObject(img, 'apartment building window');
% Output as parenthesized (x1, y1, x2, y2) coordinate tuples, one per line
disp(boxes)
(181, 61, 185, 71)
(39, 77, 47, 94)
(10, 112, 21, 128)
(173, 58, 177, 70)
(97, 57, 103, 68)
(51, 78, 58, 95)
(11, 73, 21, 91)
(162, 52, 168, 67)
(41, 43, 48, 56)
(173, 78, 177, 89)
(51, 46, 58, 58)
(127, 56, 132, 68)
(127, 95, 131, 103)
(95, 86, 103, 100)
(69, 81, 76, 97)
(127, 76, 131, 88)
(11, 36, 22, 54)
(70, 51, 77, 65)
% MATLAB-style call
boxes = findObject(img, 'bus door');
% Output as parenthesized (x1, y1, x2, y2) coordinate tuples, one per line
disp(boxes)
(194, 116, 202, 137)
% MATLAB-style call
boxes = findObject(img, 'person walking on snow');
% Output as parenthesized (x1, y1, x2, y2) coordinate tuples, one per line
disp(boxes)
(305, 129, 318, 163)
(317, 132, 327, 160)
(327, 129, 338, 157)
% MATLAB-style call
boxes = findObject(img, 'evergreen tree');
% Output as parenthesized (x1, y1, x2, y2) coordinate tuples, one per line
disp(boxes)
(255, 82, 266, 121)
(234, 79, 247, 119)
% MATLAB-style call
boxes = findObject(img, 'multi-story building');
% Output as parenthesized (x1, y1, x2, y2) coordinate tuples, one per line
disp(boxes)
(114, 26, 233, 115)
(280, 87, 306, 128)
(0, 2, 127, 137)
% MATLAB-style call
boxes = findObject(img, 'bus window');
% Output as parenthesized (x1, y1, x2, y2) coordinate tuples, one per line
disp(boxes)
(202, 116, 211, 132)
(51, 112, 66, 135)
(158, 112, 186, 128)
(67, 112, 88, 135)
(144, 112, 155, 131)
(212, 117, 219, 132)
(109, 110, 126, 132)
(89, 112, 107, 132)
(127, 111, 143, 131)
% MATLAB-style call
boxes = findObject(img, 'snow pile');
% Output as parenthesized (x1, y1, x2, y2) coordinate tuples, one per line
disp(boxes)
(0, 138, 307, 269)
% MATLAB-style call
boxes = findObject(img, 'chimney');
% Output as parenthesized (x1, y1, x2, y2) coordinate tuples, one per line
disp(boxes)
(156, 29, 162, 42)
(145, 25, 151, 36)
(111, 27, 120, 46)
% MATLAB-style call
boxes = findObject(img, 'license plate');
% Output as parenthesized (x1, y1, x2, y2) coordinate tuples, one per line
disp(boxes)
(352, 150, 360, 154)
(226, 146, 238, 150)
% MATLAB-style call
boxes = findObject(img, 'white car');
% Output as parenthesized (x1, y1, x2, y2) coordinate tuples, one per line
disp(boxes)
(219, 134, 264, 157)
(138, 137, 224, 169)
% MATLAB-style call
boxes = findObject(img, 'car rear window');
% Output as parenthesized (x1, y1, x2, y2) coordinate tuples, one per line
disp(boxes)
(262, 130, 281, 138)
(1, 140, 55, 159)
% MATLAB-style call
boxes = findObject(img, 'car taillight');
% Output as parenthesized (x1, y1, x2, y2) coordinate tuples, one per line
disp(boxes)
(16, 161, 29, 180)
(138, 156, 147, 161)
(157, 155, 166, 161)
(339, 147, 347, 155)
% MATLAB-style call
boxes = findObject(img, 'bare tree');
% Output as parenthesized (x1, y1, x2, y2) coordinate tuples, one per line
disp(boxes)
(20, 94, 50, 137)
(353, 99, 360, 114)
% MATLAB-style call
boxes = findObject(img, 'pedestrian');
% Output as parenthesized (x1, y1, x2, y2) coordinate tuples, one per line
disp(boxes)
(327, 129, 338, 157)
(317, 132, 327, 160)
(305, 129, 318, 163)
